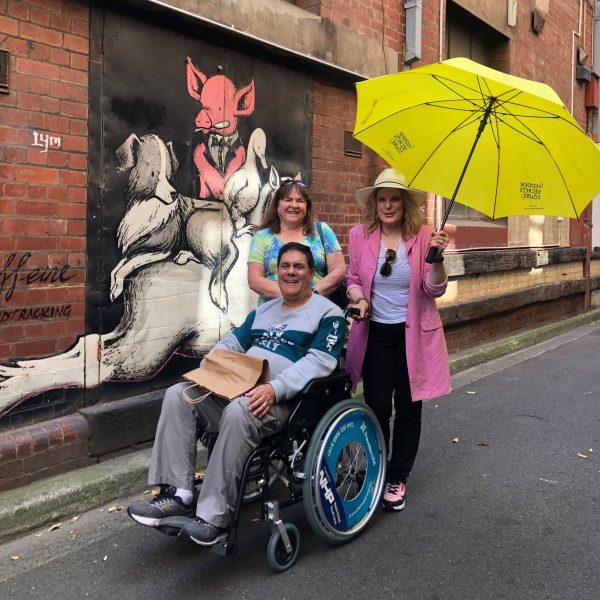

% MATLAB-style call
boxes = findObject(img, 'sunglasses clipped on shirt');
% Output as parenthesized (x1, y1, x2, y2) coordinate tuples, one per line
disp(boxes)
(380, 249, 397, 277)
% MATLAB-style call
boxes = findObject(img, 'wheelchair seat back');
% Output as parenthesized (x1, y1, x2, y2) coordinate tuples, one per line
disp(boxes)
(286, 371, 352, 437)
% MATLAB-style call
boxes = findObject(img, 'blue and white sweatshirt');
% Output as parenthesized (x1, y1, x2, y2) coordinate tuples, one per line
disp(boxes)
(212, 295, 345, 402)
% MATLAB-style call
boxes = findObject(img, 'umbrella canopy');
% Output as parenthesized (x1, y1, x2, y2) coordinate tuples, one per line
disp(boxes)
(353, 57, 600, 222)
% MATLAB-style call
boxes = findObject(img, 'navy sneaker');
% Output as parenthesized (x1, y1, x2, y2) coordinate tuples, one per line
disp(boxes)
(179, 516, 228, 546)
(127, 487, 194, 527)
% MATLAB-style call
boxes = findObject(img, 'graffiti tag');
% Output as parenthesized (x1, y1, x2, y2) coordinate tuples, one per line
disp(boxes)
(0, 305, 72, 322)
(0, 253, 77, 303)
(32, 130, 62, 153)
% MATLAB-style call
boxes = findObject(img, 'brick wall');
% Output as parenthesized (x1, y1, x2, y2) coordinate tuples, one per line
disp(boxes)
(509, 0, 593, 125)
(420, 0, 443, 64)
(320, 0, 403, 53)
(0, 0, 89, 363)
(310, 81, 382, 253)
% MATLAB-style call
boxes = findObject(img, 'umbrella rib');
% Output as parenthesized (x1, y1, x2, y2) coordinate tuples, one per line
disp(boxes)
(406, 109, 481, 187)
(494, 102, 589, 146)
(491, 112, 545, 144)
(432, 75, 488, 110)
(353, 96, 488, 135)
(538, 144, 580, 217)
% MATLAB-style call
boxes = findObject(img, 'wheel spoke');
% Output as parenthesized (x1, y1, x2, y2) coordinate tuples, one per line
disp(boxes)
(333, 441, 367, 500)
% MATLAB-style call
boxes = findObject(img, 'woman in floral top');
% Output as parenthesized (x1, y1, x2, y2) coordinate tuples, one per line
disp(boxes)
(248, 180, 346, 303)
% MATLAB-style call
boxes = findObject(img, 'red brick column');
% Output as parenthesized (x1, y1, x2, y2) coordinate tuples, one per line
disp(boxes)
(0, 0, 89, 362)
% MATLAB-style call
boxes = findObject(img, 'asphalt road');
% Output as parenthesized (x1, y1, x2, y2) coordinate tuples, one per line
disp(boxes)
(2, 326, 599, 600)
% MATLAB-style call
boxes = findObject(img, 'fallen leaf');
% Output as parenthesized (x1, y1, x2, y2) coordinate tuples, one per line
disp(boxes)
(194, 469, 206, 479)
(452, 437, 459, 444)
(466, 391, 477, 395)
(108, 506, 118, 513)
(143, 490, 151, 495)
(69, 531, 79, 539)
(577, 452, 589, 459)
(103, 555, 108, 562)
(34, 533, 43, 538)
(70, 516, 80, 523)
(11, 555, 20, 561)
(48, 523, 62, 532)
(150, 489, 159, 497)
(588, 448, 593, 453)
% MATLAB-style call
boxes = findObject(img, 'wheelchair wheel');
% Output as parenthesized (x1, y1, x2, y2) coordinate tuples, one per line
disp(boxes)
(267, 523, 300, 572)
(303, 400, 386, 545)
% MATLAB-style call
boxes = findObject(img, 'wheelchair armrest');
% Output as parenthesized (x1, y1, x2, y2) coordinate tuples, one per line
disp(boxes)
(286, 371, 352, 436)
(297, 371, 351, 398)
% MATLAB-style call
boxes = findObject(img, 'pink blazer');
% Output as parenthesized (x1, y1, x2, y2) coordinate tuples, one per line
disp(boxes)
(345, 224, 451, 402)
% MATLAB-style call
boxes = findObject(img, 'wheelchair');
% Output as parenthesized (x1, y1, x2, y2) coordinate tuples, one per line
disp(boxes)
(154, 370, 387, 572)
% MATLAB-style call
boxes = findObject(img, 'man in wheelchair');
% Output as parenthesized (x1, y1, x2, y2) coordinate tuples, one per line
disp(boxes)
(128, 242, 345, 546)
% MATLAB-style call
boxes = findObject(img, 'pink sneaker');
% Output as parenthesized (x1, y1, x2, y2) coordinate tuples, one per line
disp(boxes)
(382, 481, 406, 511)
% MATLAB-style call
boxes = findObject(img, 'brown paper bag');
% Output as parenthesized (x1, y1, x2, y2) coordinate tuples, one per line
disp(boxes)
(183, 349, 270, 401)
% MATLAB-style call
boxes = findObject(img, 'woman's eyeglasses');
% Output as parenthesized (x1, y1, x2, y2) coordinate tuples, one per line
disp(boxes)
(380, 249, 396, 277)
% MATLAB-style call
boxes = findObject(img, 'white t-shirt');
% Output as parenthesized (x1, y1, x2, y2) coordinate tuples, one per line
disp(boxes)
(370, 240, 411, 324)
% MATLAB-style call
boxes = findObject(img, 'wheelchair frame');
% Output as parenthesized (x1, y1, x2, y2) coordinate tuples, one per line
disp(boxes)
(184, 371, 387, 572)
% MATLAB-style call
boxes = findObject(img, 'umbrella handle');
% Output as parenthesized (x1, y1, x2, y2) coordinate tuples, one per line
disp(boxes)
(426, 223, 447, 264)
(425, 246, 439, 264)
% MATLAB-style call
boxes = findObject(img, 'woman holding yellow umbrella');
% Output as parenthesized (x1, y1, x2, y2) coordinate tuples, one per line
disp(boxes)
(345, 168, 451, 512)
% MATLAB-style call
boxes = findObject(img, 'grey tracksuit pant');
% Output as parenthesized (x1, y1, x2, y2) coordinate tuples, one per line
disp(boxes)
(148, 382, 290, 529)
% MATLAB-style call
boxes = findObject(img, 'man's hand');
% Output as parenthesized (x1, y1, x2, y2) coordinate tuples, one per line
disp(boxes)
(246, 383, 276, 419)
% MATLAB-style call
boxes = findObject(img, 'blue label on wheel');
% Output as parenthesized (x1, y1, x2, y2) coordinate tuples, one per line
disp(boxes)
(319, 411, 382, 532)
(318, 462, 348, 531)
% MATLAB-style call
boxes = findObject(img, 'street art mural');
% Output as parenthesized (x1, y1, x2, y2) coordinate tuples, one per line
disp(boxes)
(0, 10, 312, 417)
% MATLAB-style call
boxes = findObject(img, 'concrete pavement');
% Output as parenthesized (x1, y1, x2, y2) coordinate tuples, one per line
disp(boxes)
(1, 309, 599, 544)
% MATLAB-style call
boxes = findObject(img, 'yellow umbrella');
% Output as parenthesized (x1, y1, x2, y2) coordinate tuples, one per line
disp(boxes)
(354, 58, 600, 260)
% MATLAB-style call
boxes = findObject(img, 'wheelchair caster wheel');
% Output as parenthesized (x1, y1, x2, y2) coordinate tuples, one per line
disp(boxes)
(267, 523, 300, 573)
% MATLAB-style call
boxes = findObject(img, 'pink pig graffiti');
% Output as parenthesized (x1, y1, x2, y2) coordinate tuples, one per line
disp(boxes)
(186, 57, 255, 200)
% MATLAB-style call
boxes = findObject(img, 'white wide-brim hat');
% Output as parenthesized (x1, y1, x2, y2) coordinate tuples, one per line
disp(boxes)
(355, 168, 426, 207)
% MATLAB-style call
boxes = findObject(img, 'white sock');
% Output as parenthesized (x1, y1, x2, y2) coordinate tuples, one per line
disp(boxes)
(175, 488, 193, 505)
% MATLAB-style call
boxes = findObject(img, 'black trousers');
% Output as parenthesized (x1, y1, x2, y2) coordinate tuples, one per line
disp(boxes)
(362, 321, 422, 483)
